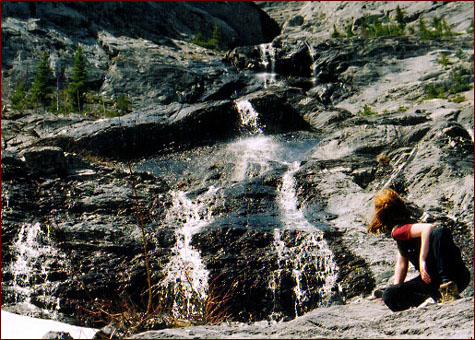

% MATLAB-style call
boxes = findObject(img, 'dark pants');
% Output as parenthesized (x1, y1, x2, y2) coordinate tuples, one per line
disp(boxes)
(383, 227, 470, 312)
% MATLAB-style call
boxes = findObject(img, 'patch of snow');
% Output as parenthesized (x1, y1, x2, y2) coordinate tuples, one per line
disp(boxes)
(1, 310, 97, 339)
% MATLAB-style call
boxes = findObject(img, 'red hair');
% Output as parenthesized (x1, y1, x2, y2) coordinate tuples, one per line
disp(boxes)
(368, 188, 412, 234)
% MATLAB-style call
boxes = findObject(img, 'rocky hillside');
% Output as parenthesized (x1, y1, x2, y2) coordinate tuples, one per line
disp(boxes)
(1, 1, 279, 109)
(1, 1, 474, 339)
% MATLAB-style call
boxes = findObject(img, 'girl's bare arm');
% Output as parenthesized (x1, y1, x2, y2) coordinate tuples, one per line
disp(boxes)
(410, 223, 436, 283)
(394, 250, 409, 284)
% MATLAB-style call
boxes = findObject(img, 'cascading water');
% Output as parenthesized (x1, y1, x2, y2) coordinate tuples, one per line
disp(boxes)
(232, 101, 337, 318)
(260, 43, 276, 73)
(230, 100, 277, 181)
(159, 187, 217, 317)
(258, 43, 278, 88)
(274, 161, 338, 317)
(228, 135, 278, 182)
(9, 222, 61, 316)
(235, 100, 263, 135)
(135, 100, 338, 321)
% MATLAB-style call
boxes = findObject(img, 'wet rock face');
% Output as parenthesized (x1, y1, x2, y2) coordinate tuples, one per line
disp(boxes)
(0, 138, 356, 325)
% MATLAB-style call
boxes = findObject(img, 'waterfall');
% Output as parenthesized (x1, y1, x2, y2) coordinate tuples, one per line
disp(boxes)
(279, 162, 313, 231)
(127, 100, 334, 322)
(160, 187, 217, 317)
(228, 135, 277, 182)
(230, 100, 277, 181)
(235, 99, 263, 135)
(229, 102, 337, 317)
(260, 43, 276, 73)
(274, 162, 338, 316)
(9, 223, 61, 315)
(258, 43, 278, 88)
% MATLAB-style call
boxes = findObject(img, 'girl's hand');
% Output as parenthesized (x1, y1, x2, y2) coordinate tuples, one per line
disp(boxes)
(410, 224, 436, 285)
(420, 260, 431, 284)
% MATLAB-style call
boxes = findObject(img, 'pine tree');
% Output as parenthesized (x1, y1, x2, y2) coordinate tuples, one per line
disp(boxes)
(210, 23, 221, 49)
(68, 46, 88, 112)
(432, 16, 443, 37)
(418, 17, 433, 40)
(116, 94, 131, 115)
(346, 23, 354, 38)
(11, 82, 27, 110)
(395, 5, 406, 30)
(31, 52, 54, 110)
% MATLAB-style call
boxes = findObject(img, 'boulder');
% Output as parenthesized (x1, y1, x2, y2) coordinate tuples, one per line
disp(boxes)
(42, 331, 73, 339)
(20, 146, 67, 177)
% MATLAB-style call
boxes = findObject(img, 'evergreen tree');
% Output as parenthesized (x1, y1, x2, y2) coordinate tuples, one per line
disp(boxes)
(346, 23, 354, 38)
(11, 82, 27, 110)
(432, 16, 443, 37)
(210, 23, 221, 49)
(192, 24, 221, 50)
(418, 17, 433, 40)
(116, 94, 131, 115)
(31, 52, 54, 109)
(68, 46, 88, 112)
(395, 5, 406, 30)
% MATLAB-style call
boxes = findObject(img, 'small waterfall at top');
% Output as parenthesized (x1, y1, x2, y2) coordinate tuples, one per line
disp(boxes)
(159, 187, 217, 318)
(260, 43, 276, 73)
(258, 43, 277, 88)
(230, 100, 277, 181)
(9, 222, 61, 316)
(272, 162, 338, 318)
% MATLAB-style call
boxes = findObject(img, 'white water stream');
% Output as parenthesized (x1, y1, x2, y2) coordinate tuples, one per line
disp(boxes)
(258, 43, 278, 88)
(160, 100, 337, 319)
(232, 102, 338, 317)
(235, 99, 263, 135)
(9, 223, 61, 315)
(305, 41, 318, 85)
(228, 135, 278, 182)
(260, 43, 276, 73)
(159, 187, 218, 317)
(229, 100, 276, 181)
(275, 162, 338, 317)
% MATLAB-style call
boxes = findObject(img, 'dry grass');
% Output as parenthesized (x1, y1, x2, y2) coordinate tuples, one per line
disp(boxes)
(80, 274, 233, 338)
